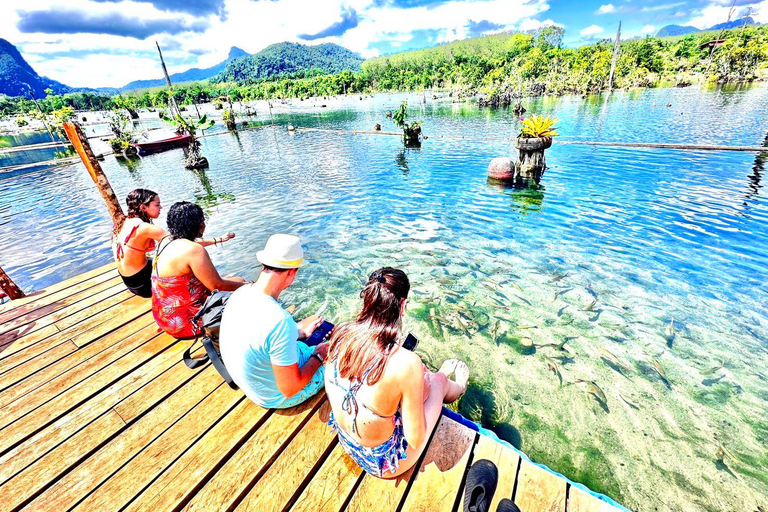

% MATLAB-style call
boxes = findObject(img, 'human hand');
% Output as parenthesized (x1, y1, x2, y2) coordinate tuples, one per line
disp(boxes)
(221, 232, 236, 243)
(422, 365, 432, 402)
(297, 314, 323, 340)
(313, 341, 329, 361)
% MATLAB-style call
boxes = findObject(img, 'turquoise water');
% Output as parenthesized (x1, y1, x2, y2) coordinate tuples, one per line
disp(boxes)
(1, 86, 767, 511)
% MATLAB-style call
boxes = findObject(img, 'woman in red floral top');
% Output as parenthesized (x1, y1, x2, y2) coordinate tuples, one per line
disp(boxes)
(152, 202, 246, 338)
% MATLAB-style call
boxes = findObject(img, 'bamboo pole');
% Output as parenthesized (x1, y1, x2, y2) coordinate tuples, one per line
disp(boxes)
(156, 41, 181, 118)
(0, 266, 25, 299)
(62, 122, 125, 228)
(608, 22, 622, 92)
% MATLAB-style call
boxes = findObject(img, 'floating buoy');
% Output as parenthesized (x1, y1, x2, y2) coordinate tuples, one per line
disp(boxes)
(487, 156, 516, 181)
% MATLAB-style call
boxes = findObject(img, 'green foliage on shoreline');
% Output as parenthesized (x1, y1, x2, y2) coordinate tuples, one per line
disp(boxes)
(1, 25, 767, 120)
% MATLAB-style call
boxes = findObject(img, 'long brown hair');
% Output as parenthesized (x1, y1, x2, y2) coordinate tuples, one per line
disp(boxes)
(328, 267, 410, 385)
(114, 188, 158, 236)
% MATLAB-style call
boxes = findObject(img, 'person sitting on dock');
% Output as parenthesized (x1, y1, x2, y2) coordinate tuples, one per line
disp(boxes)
(113, 188, 235, 298)
(219, 234, 329, 409)
(151, 201, 246, 338)
(325, 267, 469, 479)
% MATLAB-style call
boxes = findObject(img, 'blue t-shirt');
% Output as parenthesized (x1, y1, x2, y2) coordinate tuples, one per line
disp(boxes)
(219, 286, 300, 407)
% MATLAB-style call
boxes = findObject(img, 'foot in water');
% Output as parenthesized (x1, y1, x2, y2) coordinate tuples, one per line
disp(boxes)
(440, 359, 470, 403)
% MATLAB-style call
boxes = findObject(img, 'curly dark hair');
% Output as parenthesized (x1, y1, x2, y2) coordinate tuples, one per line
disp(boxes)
(114, 188, 157, 235)
(166, 201, 205, 241)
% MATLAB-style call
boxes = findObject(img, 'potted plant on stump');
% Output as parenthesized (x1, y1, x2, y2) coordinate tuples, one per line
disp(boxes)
(516, 114, 558, 185)
(392, 101, 422, 147)
(161, 112, 215, 169)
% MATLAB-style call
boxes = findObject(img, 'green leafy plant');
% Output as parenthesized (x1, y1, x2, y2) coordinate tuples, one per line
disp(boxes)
(391, 101, 422, 146)
(519, 115, 559, 138)
(15, 117, 28, 127)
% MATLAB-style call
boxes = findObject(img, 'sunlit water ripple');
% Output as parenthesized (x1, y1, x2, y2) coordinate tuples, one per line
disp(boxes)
(1, 85, 767, 512)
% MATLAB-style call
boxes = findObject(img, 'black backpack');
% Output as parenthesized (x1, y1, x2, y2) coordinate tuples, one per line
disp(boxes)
(184, 290, 238, 390)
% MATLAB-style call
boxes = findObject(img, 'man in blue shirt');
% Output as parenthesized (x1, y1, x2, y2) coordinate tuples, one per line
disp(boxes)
(220, 234, 328, 408)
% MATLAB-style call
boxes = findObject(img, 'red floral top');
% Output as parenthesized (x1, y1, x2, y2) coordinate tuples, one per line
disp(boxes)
(151, 272, 210, 338)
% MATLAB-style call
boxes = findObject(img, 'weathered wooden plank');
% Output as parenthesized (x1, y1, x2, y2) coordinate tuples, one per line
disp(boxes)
(514, 459, 566, 512)
(0, 410, 126, 512)
(70, 383, 244, 512)
(0, 341, 78, 393)
(182, 393, 325, 512)
(466, 435, 521, 512)
(344, 471, 416, 512)
(0, 312, 155, 403)
(234, 401, 337, 512)
(0, 318, 159, 418)
(0, 276, 123, 341)
(24, 366, 224, 512)
(0, 292, 148, 368)
(123, 399, 271, 512)
(0, 263, 115, 317)
(567, 484, 620, 512)
(400, 415, 477, 512)
(290, 444, 363, 512)
(0, 266, 117, 326)
(0, 341, 189, 486)
(0, 328, 171, 453)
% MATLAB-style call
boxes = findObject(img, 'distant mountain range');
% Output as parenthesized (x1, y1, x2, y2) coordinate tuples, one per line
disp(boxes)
(118, 46, 250, 91)
(656, 16, 758, 38)
(0, 38, 71, 98)
(0, 39, 364, 98)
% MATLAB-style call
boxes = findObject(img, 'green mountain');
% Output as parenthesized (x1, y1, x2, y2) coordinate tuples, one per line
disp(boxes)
(120, 46, 250, 91)
(215, 42, 363, 83)
(0, 38, 71, 98)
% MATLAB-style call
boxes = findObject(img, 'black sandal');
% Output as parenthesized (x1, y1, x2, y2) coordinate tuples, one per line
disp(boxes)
(463, 459, 499, 512)
(496, 498, 521, 512)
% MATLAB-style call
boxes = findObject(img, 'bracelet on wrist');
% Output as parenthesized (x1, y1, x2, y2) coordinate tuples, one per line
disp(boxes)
(311, 353, 324, 364)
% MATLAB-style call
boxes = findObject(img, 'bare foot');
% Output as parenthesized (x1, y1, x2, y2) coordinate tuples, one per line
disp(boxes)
(454, 361, 470, 392)
(439, 359, 460, 377)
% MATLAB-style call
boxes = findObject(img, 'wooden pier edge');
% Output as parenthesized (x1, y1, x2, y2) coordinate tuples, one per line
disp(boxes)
(0, 264, 628, 512)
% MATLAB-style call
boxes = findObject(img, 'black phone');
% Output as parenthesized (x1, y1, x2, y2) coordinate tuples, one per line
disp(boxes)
(306, 320, 334, 347)
(403, 333, 419, 351)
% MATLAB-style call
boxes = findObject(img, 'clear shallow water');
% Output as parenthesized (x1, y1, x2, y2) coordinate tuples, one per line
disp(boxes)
(1, 86, 767, 511)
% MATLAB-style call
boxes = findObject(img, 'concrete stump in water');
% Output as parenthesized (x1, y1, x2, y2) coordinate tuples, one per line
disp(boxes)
(487, 157, 517, 181)
(515, 137, 552, 180)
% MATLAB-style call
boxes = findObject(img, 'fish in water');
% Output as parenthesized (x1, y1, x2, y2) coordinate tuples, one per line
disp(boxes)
(545, 356, 563, 386)
(600, 348, 630, 371)
(518, 322, 538, 330)
(557, 305, 568, 317)
(700, 359, 726, 376)
(618, 391, 640, 409)
(491, 319, 501, 346)
(552, 287, 572, 302)
(515, 294, 532, 306)
(575, 379, 608, 404)
(513, 283, 524, 293)
(549, 272, 569, 283)
(536, 340, 569, 352)
(665, 318, 676, 338)
(582, 300, 597, 311)
(586, 282, 598, 300)
(648, 354, 671, 384)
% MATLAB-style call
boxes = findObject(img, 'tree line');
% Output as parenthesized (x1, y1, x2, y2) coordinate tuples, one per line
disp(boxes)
(2, 25, 766, 120)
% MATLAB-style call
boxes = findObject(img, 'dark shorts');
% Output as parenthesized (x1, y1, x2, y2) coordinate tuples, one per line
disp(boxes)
(120, 259, 153, 298)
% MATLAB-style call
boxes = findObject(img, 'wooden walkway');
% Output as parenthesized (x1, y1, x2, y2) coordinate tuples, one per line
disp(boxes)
(0, 263, 622, 512)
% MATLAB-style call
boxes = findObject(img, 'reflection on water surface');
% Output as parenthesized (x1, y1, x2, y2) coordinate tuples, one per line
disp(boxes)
(2, 86, 768, 512)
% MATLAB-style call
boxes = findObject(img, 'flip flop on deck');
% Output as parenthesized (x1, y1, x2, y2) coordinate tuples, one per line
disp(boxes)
(463, 459, 499, 512)
(497, 498, 522, 512)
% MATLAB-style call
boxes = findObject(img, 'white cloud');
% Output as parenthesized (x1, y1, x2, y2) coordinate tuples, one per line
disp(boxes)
(641, 2, 686, 12)
(685, 3, 755, 29)
(580, 24, 604, 36)
(596, 4, 615, 14)
(641, 24, 655, 34)
(519, 18, 561, 32)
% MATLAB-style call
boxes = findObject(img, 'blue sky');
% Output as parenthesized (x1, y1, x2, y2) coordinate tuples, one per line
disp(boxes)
(2, 0, 765, 87)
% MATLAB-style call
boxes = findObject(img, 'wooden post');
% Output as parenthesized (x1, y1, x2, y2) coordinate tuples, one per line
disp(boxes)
(63, 122, 125, 229)
(156, 41, 181, 118)
(608, 21, 622, 91)
(0, 265, 25, 299)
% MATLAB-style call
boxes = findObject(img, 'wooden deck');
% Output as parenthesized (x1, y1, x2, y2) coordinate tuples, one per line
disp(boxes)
(0, 264, 623, 512)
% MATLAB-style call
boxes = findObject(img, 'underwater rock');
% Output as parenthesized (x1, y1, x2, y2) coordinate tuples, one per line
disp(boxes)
(374, 123, 381, 131)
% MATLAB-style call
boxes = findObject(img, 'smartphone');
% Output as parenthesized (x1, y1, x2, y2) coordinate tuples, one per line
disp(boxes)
(403, 333, 419, 351)
(306, 320, 334, 347)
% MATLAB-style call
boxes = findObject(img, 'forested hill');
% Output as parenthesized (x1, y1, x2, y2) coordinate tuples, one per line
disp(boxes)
(215, 42, 364, 83)
(0, 38, 71, 98)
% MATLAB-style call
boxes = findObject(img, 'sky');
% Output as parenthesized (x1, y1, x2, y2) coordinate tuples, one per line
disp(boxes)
(2, 0, 767, 88)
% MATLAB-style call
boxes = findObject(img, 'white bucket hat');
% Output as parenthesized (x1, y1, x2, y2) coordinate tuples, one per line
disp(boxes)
(256, 234, 307, 269)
